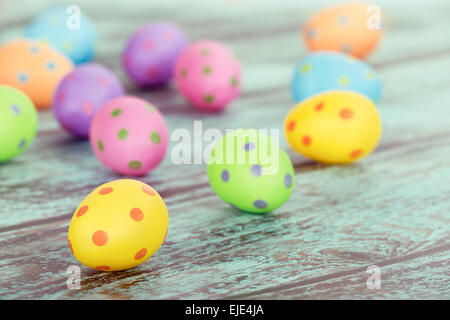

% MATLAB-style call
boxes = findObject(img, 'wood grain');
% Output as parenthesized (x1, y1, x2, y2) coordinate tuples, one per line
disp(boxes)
(0, 0, 449, 299)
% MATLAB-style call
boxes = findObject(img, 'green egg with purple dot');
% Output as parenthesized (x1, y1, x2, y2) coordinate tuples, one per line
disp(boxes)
(207, 129, 294, 214)
(0, 85, 38, 162)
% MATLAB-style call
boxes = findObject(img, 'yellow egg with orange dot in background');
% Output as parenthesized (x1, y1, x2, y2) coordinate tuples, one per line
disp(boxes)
(284, 91, 382, 164)
(0, 39, 74, 109)
(68, 179, 169, 272)
(302, 2, 384, 59)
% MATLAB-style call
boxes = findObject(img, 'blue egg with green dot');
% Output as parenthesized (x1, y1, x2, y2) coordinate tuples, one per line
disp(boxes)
(291, 51, 382, 104)
(25, 5, 96, 64)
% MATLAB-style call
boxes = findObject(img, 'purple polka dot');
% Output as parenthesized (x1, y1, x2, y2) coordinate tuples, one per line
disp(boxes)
(341, 44, 352, 53)
(244, 143, 255, 151)
(18, 138, 26, 149)
(284, 174, 292, 188)
(253, 200, 268, 209)
(307, 28, 317, 39)
(11, 104, 21, 114)
(250, 164, 262, 177)
(221, 169, 229, 182)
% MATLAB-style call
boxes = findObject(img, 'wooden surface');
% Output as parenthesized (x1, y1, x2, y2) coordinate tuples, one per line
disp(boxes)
(1, 0, 449, 299)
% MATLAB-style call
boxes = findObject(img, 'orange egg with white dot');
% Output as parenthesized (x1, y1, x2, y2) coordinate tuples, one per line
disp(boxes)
(68, 179, 169, 271)
(284, 91, 382, 164)
(0, 39, 74, 109)
(302, 3, 384, 59)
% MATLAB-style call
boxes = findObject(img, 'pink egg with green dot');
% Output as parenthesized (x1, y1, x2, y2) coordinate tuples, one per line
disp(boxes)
(89, 96, 168, 176)
(174, 40, 241, 111)
(207, 129, 294, 213)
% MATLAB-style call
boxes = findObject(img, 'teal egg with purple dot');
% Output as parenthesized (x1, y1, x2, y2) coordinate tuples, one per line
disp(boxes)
(0, 85, 38, 162)
(291, 51, 382, 104)
(207, 129, 294, 214)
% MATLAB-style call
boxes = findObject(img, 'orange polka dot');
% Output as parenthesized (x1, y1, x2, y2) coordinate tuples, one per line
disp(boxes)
(340, 108, 353, 119)
(98, 77, 108, 86)
(76, 205, 88, 217)
(302, 135, 312, 146)
(315, 102, 324, 111)
(92, 230, 108, 246)
(350, 149, 363, 159)
(68, 239, 74, 255)
(142, 186, 155, 196)
(130, 208, 144, 221)
(287, 120, 296, 132)
(99, 187, 113, 195)
(134, 248, 147, 260)
(95, 266, 111, 271)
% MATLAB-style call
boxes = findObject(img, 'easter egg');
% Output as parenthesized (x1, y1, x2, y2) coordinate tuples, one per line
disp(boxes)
(68, 179, 169, 271)
(207, 129, 294, 213)
(25, 5, 96, 64)
(122, 22, 188, 87)
(0, 85, 38, 162)
(291, 51, 382, 104)
(0, 39, 74, 109)
(302, 3, 383, 58)
(90, 96, 169, 176)
(53, 63, 125, 138)
(174, 40, 241, 111)
(284, 91, 382, 164)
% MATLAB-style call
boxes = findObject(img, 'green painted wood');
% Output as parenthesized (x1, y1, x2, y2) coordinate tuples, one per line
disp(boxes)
(0, 0, 449, 299)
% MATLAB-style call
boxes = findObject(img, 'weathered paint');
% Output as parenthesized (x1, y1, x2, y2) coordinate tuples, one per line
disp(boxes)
(0, 0, 449, 299)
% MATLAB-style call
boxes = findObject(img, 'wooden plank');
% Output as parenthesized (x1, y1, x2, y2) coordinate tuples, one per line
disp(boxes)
(0, 0, 449, 299)
(232, 244, 450, 299)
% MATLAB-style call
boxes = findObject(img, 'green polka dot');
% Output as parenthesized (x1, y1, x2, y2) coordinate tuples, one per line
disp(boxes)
(150, 131, 161, 144)
(300, 63, 312, 74)
(201, 48, 210, 56)
(111, 109, 122, 117)
(203, 66, 212, 75)
(146, 104, 155, 112)
(204, 94, 215, 104)
(129, 160, 142, 170)
(338, 76, 350, 86)
(63, 41, 73, 52)
(180, 69, 188, 78)
(231, 77, 238, 88)
(366, 71, 375, 80)
(98, 140, 104, 152)
(118, 129, 128, 140)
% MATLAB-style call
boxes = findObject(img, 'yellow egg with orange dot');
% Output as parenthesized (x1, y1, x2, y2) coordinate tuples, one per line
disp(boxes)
(68, 179, 169, 271)
(284, 91, 382, 164)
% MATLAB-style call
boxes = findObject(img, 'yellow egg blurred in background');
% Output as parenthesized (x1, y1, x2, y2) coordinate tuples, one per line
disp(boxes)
(68, 179, 169, 272)
(284, 90, 382, 164)
(302, 2, 384, 59)
(0, 39, 74, 109)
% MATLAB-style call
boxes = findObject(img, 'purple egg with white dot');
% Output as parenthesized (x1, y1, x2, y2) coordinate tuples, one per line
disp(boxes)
(53, 63, 125, 138)
(122, 22, 189, 87)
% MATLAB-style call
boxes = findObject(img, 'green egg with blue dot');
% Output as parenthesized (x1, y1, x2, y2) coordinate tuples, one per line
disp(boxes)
(291, 51, 382, 104)
(0, 85, 38, 162)
(25, 5, 96, 64)
(207, 129, 294, 214)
